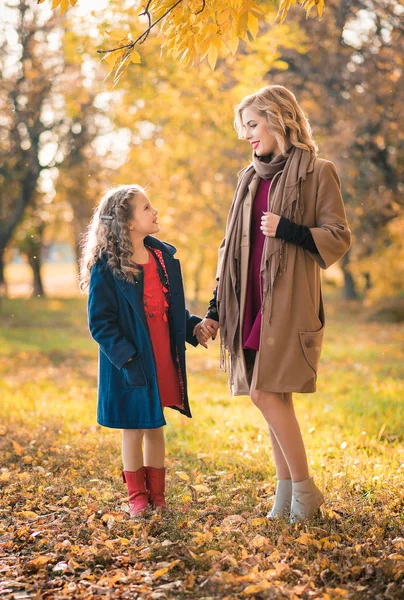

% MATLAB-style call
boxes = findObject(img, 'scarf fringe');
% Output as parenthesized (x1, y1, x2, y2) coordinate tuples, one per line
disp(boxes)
(220, 334, 229, 373)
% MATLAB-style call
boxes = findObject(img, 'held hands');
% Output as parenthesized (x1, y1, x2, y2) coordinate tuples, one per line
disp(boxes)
(193, 318, 220, 349)
(261, 212, 281, 237)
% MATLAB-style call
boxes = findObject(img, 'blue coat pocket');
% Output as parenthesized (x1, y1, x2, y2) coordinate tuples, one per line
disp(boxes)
(122, 356, 148, 389)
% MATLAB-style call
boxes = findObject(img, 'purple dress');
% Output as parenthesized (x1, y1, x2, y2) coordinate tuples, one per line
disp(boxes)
(242, 178, 273, 351)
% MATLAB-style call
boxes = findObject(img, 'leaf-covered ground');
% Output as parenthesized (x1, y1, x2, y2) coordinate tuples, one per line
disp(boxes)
(0, 298, 403, 599)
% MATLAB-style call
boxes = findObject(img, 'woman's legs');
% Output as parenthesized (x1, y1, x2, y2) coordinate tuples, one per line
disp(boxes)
(250, 389, 309, 482)
(144, 427, 165, 468)
(122, 429, 145, 471)
(268, 393, 294, 480)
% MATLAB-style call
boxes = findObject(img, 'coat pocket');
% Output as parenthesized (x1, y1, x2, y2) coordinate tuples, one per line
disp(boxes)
(122, 356, 148, 389)
(299, 324, 325, 375)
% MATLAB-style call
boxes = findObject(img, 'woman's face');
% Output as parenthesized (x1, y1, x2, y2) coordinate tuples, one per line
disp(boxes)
(241, 107, 280, 157)
(128, 192, 160, 236)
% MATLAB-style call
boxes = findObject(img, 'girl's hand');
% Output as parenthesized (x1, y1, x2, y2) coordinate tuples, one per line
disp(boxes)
(193, 319, 219, 349)
(261, 212, 281, 237)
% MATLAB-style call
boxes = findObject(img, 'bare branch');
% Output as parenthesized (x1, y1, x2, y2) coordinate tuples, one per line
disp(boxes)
(97, 0, 183, 55)
(195, 0, 206, 16)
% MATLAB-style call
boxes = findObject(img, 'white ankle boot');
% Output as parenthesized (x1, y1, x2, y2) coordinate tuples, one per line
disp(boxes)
(290, 477, 324, 523)
(266, 479, 293, 519)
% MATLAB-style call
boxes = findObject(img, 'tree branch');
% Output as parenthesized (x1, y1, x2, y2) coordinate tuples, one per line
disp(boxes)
(98, 0, 183, 55)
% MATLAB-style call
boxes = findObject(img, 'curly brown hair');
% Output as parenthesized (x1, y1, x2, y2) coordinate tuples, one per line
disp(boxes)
(79, 184, 146, 291)
(234, 85, 318, 156)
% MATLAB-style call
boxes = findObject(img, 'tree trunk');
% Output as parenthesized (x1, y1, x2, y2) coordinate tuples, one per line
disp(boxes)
(341, 252, 359, 300)
(27, 254, 45, 297)
(0, 250, 8, 298)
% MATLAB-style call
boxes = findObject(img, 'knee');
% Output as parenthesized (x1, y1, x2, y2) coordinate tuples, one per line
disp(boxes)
(144, 426, 164, 439)
(250, 390, 282, 412)
(123, 428, 145, 441)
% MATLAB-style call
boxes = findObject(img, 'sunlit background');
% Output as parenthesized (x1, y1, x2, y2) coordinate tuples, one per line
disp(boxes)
(1, 0, 403, 316)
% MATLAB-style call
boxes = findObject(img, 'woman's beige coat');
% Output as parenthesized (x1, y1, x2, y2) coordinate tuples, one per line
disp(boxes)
(216, 157, 351, 395)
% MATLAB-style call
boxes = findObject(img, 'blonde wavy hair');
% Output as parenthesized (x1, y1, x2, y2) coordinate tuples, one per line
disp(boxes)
(234, 85, 318, 156)
(79, 184, 145, 291)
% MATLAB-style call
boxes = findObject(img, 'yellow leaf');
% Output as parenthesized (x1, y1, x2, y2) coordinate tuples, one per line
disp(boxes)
(296, 533, 314, 545)
(250, 518, 267, 526)
(106, 29, 130, 42)
(272, 59, 289, 71)
(60, 0, 69, 15)
(193, 484, 210, 494)
(12, 440, 24, 455)
(208, 44, 218, 70)
(0, 472, 10, 481)
(217, 8, 231, 26)
(247, 12, 259, 40)
(119, 537, 130, 545)
(153, 567, 170, 579)
(27, 556, 51, 569)
(227, 33, 239, 55)
(130, 51, 141, 64)
(20, 511, 38, 519)
(243, 583, 271, 595)
(175, 471, 190, 481)
(250, 534, 269, 549)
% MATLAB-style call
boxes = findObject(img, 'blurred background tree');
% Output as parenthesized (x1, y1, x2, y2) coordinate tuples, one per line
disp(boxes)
(0, 0, 402, 315)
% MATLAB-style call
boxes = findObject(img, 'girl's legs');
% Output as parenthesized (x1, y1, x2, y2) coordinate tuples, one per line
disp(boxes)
(121, 429, 148, 516)
(144, 427, 165, 468)
(144, 427, 167, 509)
(122, 429, 145, 471)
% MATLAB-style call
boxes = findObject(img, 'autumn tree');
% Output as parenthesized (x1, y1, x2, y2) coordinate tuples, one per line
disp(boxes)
(266, 0, 403, 299)
(0, 1, 55, 292)
(87, 2, 304, 303)
(42, 0, 323, 83)
(0, 1, 115, 294)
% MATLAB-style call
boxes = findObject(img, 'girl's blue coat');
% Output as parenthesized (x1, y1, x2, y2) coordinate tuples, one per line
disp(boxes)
(88, 236, 201, 429)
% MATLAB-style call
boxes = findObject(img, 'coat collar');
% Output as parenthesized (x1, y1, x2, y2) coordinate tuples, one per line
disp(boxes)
(144, 236, 177, 257)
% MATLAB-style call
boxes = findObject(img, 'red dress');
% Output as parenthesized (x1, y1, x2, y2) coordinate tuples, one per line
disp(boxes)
(140, 250, 182, 409)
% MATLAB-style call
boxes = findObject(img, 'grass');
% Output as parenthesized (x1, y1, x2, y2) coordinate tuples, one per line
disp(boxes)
(0, 296, 403, 599)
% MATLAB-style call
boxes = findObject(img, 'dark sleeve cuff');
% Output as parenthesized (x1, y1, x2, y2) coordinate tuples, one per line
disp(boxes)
(205, 284, 219, 321)
(275, 217, 319, 254)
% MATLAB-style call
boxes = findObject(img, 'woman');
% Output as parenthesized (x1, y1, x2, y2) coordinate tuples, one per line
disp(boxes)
(196, 85, 351, 523)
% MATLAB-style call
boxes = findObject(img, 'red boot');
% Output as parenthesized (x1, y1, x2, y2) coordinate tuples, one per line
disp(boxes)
(122, 467, 149, 516)
(145, 466, 168, 509)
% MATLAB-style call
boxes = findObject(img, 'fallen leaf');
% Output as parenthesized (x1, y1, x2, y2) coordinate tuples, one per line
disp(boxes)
(26, 556, 52, 570)
(12, 440, 24, 455)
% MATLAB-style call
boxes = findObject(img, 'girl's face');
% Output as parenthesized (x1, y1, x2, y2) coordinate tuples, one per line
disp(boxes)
(241, 106, 280, 157)
(128, 192, 160, 236)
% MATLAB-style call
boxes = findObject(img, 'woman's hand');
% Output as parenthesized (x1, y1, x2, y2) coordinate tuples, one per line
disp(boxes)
(193, 318, 220, 349)
(261, 212, 281, 237)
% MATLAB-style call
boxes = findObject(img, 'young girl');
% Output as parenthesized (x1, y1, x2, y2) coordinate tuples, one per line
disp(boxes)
(80, 185, 202, 516)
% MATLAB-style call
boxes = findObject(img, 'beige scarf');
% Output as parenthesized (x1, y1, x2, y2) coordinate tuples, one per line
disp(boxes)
(217, 146, 313, 364)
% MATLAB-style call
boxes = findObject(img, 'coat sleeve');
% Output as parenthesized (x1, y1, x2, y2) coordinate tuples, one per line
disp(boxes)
(185, 310, 202, 347)
(88, 263, 138, 370)
(308, 160, 352, 269)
